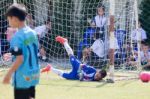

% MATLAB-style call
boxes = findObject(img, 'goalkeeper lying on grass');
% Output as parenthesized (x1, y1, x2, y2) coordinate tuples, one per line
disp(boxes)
(41, 36, 107, 81)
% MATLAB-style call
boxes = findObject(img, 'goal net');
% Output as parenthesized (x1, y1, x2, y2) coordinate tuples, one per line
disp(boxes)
(0, 0, 141, 80)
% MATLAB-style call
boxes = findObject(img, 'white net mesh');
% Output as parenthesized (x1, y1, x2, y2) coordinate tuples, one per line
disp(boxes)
(0, 0, 141, 78)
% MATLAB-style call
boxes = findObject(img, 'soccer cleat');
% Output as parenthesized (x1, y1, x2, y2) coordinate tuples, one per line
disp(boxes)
(55, 36, 67, 44)
(106, 79, 115, 83)
(41, 64, 51, 73)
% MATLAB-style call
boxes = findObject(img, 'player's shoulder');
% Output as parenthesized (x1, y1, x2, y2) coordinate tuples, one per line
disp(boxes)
(140, 51, 144, 55)
(93, 39, 102, 44)
(140, 28, 146, 33)
(10, 32, 23, 45)
(94, 15, 99, 19)
(12, 30, 22, 39)
(23, 26, 37, 36)
(29, 27, 37, 35)
(34, 25, 46, 30)
(148, 51, 150, 55)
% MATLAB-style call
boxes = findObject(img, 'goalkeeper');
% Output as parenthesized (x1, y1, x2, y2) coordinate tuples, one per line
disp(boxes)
(41, 36, 107, 81)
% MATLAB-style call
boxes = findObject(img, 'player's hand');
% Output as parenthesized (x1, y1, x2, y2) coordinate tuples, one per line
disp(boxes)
(2, 73, 11, 84)
(3, 53, 12, 61)
(87, 18, 91, 24)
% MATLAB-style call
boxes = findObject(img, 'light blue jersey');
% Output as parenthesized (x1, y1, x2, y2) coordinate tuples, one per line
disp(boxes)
(10, 26, 40, 88)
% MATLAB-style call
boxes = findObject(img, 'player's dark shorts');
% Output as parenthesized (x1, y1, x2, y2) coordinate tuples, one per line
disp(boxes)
(62, 55, 81, 80)
(14, 86, 35, 99)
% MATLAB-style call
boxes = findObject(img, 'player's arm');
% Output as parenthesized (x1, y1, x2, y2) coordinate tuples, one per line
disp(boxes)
(91, 22, 96, 28)
(142, 59, 150, 68)
(82, 47, 92, 62)
(82, 47, 91, 57)
(87, 17, 96, 28)
(80, 64, 95, 72)
(3, 35, 23, 84)
(3, 55, 23, 84)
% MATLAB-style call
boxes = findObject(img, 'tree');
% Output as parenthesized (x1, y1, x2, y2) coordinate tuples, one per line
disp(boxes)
(139, 0, 150, 43)
(52, 0, 104, 56)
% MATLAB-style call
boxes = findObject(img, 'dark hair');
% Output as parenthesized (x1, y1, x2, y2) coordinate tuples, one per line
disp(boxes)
(141, 40, 150, 46)
(99, 69, 107, 79)
(138, 18, 142, 24)
(94, 27, 104, 39)
(44, 18, 51, 24)
(97, 4, 105, 11)
(6, 3, 27, 21)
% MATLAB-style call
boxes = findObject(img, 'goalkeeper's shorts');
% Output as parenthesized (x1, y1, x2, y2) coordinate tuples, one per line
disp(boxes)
(62, 55, 81, 80)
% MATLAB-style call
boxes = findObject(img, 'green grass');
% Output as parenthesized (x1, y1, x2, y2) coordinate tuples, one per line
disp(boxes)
(0, 72, 150, 99)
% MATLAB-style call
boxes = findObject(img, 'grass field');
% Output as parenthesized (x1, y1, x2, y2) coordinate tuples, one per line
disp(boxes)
(0, 71, 150, 99)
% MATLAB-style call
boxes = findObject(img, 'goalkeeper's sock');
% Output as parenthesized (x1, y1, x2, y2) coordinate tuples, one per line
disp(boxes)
(55, 36, 67, 44)
(108, 65, 114, 81)
(64, 42, 73, 55)
(55, 36, 73, 55)
(51, 67, 63, 77)
(41, 64, 51, 73)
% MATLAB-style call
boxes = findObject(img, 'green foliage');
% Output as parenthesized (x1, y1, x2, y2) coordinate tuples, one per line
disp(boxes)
(139, 0, 150, 43)
(0, 0, 13, 38)
(52, 0, 102, 56)
(52, 0, 74, 38)
(81, 0, 102, 28)
(52, 0, 74, 57)
(17, 0, 35, 18)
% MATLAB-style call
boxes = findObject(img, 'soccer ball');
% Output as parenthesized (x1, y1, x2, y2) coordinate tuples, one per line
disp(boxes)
(139, 72, 150, 83)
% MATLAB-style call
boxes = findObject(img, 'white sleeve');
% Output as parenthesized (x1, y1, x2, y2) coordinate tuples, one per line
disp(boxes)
(131, 30, 136, 40)
(148, 52, 150, 60)
(90, 40, 98, 51)
(107, 17, 110, 26)
(141, 29, 147, 40)
(140, 51, 144, 59)
(34, 25, 45, 33)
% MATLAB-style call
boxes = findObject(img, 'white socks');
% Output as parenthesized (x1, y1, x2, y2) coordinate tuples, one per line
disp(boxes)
(51, 67, 63, 77)
(109, 65, 114, 80)
(42, 56, 46, 60)
(64, 42, 73, 55)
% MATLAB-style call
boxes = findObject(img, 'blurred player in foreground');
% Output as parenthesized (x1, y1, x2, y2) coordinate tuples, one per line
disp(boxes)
(3, 3, 40, 99)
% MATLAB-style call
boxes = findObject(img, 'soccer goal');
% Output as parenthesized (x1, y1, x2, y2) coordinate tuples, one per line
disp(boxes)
(0, 0, 141, 80)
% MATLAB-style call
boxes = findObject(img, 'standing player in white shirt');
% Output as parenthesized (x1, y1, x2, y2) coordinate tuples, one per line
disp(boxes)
(90, 5, 107, 40)
(34, 19, 51, 61)
(131, 21, 147, 41)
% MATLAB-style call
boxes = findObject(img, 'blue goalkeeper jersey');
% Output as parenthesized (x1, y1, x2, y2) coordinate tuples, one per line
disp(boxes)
(81, 65, 96, 81)
(10, 26, 40, 88)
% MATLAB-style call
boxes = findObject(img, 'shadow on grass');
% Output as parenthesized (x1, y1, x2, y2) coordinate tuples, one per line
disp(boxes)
(96, 82, 108, 88)
(39, 80, 108, 89)
(119, 79, 139, 87)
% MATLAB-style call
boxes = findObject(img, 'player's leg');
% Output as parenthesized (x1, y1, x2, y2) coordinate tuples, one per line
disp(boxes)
(41, 64, 78, 80)
(56, 36, 80, 70)
(56, 36, 81, 79)
(40, 47, 47, 61)
(49, 56, 81, 80)
(29, 86, 35, 99)
(107, 38, 118, 83)
(58, 54, 82, 80)
(62, 72, 78, 80)
(69, 55, 81, 73)
(50, 65, 78, 80)
(41, 64, 64, 76)
(55, 36, 73, 56)
(108, 48, 115, 83)
(51, 66, 64, 76)
(61, 55, 81, 80)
